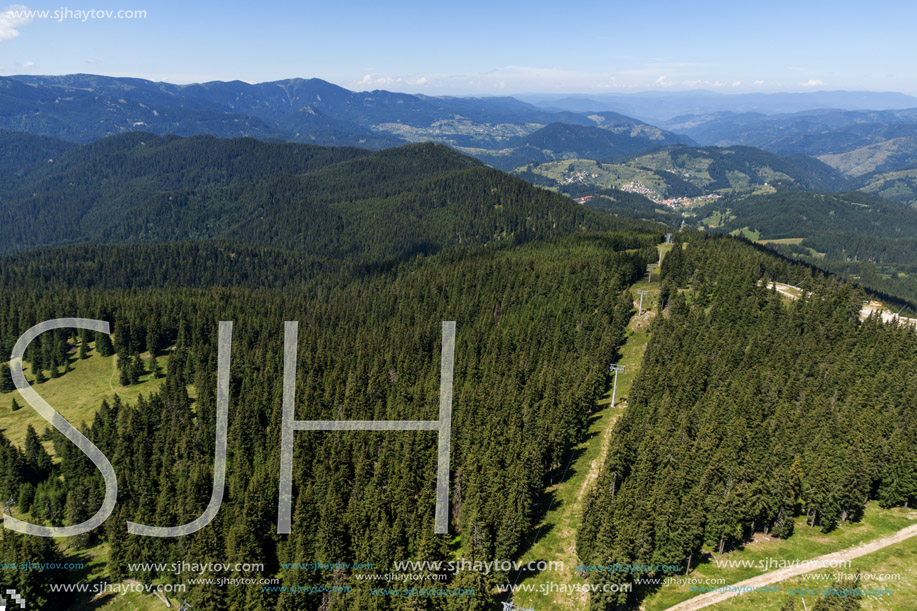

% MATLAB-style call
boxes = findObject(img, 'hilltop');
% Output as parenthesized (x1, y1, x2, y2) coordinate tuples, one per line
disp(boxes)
(0, 132, 646, 261)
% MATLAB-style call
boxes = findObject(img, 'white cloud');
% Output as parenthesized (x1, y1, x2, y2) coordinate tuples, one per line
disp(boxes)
(754, 79, 765, 86)
(655, 75, 674, 87)
(592, 76, 617, 89)
(732, 81, 742, 87)
(19, 59, 32, 67)
(801, 79, 825, 87)
(349, 67, 632, 94)
(353, 74, 431, 90)
(0, 4, 31, 43)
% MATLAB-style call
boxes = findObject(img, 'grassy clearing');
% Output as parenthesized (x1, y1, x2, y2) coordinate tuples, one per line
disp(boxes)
(730, 227, 761, 241)
(756, 237, 805, 245)
(708, 524, 917, 610)
(52, 542, 181, 610)
(701, 209, 735, 228)
(643, 504, 917, 611)
(1, 342, 170, 449)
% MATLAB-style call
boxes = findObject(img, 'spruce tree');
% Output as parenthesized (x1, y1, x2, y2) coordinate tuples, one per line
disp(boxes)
(96, 331, 114, 357)
(18, 483, 35, 513)
(129, 357, 142, 384)
(149, 354, 163, 379)
(0, 364, 13, 393)
(24, 425, 53, 481)
(119, 365, 131, 387)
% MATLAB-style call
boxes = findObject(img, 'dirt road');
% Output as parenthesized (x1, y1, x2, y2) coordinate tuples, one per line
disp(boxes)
(664, 522, 917, 610)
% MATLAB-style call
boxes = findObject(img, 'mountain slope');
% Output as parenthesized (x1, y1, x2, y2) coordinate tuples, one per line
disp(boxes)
(817, 136, 917, 176)
(0, 132, 647, 260)
(628, 146, 848, 192)
(472, 122, 694, 171)
(515, 146, 847, 198)
(699, 190, 917, 239)
(855, 166, 917, 206)
(0, 129, 75, 170)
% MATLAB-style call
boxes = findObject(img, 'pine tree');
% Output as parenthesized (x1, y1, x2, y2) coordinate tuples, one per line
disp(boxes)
(129, 356, 143, 384)
(119, 365, 131, 387)
(11, 398, 20, 412)
(96, 331, 114, 357)
(78, 334, 89, 360)
(18, 483, 34, 513)
(24, 425, 53, 481)
(149, 354, 163, 379)
(0, 364, 13, 393)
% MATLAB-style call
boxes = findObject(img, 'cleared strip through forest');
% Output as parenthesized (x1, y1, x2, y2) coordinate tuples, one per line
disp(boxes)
(509, 248, 667, 610)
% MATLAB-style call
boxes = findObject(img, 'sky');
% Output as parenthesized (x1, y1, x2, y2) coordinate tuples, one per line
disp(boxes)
(1, 0, 916, 95)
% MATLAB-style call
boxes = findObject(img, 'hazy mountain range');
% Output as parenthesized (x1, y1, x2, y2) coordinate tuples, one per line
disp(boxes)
(522, 90, 917, 122)
(7, 74, 917, 206)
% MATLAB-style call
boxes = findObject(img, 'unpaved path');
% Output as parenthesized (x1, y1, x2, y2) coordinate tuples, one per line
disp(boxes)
(664, 522, 917, 610)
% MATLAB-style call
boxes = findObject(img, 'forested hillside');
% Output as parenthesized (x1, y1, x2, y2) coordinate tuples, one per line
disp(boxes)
(695, 190, 917, 306)
(578, 235, 917, 609)
(0, 231, 660, 609)
(703, 191, 917, 239)
(0, 130, 75, 171)
(0, 133, 637, 260)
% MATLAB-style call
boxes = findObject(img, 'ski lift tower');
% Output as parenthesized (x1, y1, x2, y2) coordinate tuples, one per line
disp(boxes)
(636, 289, 649, 316)
(665, 232, 673, 244)
(609, 364, 626, 408)
(647, 263, 658, 282)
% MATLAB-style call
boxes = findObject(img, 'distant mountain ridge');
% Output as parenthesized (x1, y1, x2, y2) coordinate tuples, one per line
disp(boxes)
(523, 90, 917, 122)
(660, 109, 917, 179)
(0, 73, 701, 169)
(0, 75, 672, 162)
(6, 73, 914, 189)
(663, 109, 917, 153)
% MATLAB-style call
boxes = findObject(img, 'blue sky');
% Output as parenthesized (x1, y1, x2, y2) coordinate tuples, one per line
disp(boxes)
(1, 0, 915, 94)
